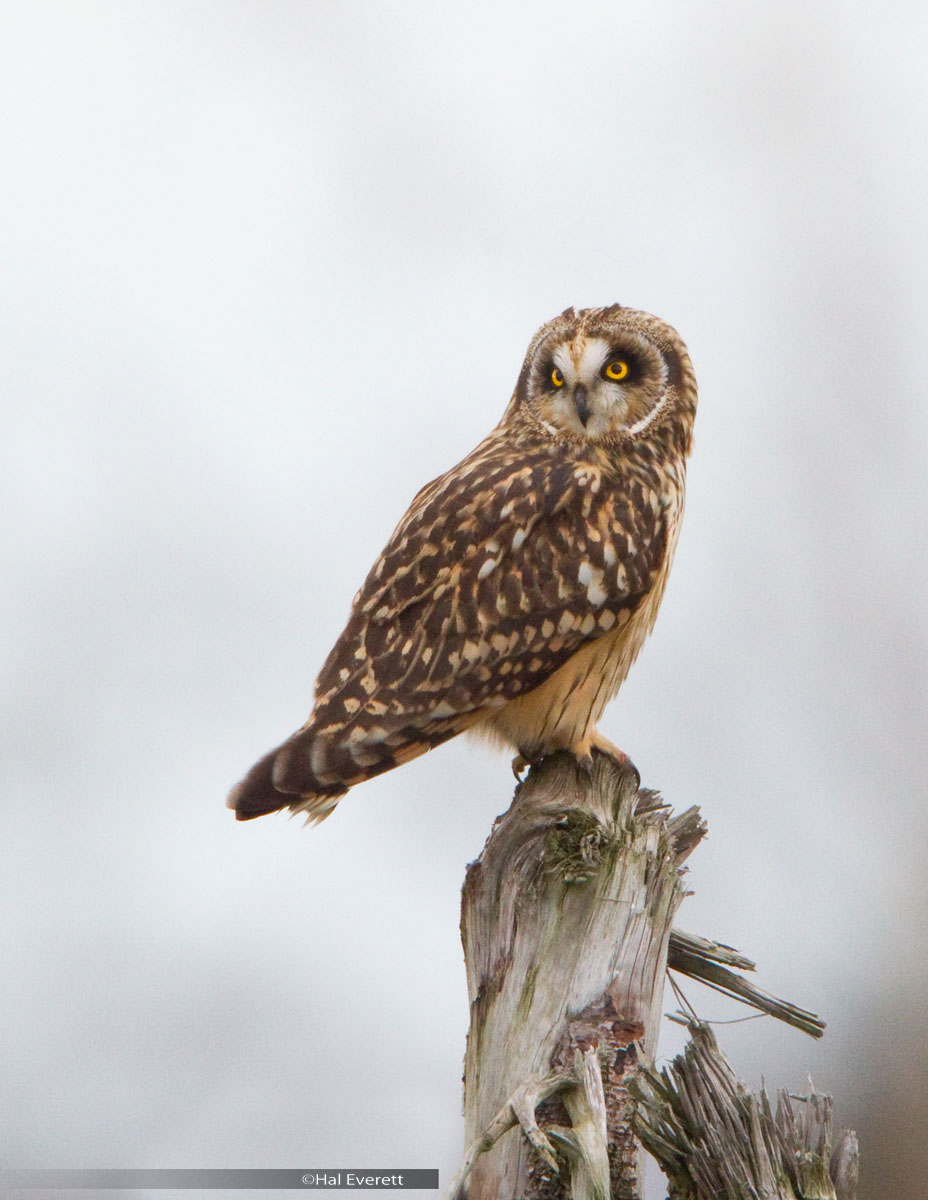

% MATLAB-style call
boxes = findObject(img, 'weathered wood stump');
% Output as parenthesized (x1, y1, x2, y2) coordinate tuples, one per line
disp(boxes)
(455, 752, 702, 1199)
(448, 751, 847, 1200)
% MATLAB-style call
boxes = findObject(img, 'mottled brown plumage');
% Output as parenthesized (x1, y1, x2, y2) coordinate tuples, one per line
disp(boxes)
(228, 305, 697, 823)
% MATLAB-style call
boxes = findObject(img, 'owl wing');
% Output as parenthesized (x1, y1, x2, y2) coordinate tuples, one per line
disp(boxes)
(261, 433, 669, 804)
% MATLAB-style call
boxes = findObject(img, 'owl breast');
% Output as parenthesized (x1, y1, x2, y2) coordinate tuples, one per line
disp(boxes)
(475, 466, 685, 760)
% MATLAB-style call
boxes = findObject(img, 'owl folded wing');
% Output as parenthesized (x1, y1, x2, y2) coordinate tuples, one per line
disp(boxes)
(266, 444, 669, 798)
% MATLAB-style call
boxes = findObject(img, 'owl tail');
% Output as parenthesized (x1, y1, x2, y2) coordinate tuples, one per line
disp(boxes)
(226, 737, 348, 825)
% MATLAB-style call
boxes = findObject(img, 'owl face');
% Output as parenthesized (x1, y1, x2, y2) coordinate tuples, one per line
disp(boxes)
(513, 305, 689, 446)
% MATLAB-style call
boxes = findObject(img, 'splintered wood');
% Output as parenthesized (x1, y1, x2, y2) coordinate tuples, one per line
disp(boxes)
(631, 1022, 858, 1200)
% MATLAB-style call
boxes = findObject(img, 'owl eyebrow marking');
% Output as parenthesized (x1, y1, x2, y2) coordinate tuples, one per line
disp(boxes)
(572, 337, 611, 374)
(543, 351, 572, 381)
(603, 346, 636, 368)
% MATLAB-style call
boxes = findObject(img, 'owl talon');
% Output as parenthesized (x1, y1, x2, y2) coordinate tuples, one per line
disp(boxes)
(511, 753, 531, 781)
(577, 749, 638, 785)
(589, 736, 641, 787)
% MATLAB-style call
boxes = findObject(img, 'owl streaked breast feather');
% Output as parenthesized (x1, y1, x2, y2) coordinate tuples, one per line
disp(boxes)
(228, 304, 697, 824)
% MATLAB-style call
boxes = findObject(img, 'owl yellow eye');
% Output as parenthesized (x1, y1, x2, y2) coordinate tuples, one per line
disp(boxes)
(604, 360, 629, 381)
(550, 366, 565, 388)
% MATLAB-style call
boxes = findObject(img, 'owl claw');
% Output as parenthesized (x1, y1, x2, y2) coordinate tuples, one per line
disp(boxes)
(596, 747, 641, 789)
(511, 753, 531, 781)
(584, 736, 642, 788)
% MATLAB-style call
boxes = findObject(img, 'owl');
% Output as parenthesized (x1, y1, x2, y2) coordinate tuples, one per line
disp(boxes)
(228, 305, 697, 824)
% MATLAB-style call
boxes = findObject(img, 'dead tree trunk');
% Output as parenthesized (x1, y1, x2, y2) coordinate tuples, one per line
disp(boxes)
(448, 752, 850, 1200)
(454, 752, 701, 1199)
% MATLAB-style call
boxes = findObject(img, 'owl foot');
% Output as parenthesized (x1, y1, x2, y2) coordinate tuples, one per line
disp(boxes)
(589, 735, 641, 788)
(511, 752, 531, 781)
(511, 749, 552, 780)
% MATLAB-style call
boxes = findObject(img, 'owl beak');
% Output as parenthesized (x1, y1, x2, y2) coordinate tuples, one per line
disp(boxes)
(573, 384, 591, 427)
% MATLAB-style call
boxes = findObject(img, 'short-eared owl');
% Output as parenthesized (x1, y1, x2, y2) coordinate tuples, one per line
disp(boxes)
(229, 305, 697, 823)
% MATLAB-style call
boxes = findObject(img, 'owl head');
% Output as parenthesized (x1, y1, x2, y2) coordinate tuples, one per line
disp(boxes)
(508, 305, 696, 449)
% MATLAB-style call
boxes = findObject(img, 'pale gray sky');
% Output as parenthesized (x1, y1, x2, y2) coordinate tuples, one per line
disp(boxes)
(2, 3, 926, 1198)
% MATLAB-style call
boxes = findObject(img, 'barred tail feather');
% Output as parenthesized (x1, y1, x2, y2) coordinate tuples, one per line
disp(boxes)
(226, 738, 347, 823)
(228, 712, 476, 825)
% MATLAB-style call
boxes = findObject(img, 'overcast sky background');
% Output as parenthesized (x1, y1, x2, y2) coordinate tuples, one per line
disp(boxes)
(2, 3, 926, 1199)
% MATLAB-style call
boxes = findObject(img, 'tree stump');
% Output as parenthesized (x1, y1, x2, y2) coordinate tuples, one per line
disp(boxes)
(455, 752, 703, 1199)
(448, 751, 845, 1200)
